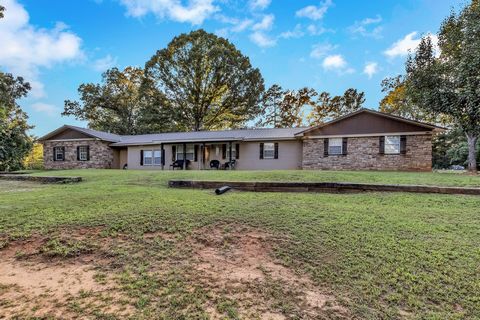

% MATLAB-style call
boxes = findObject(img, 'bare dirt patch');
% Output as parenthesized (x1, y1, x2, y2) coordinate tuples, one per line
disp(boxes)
(0, 227, 132, 318)
(191, 224, 350, 319)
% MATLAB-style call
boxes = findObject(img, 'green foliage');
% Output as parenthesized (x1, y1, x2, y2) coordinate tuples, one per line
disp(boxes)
(433, 128, 480, 169)
(307, 88, 365, 125)
(0, 72, 33, 172)
(0, 5, 4, 19)
(145, 29, 265, 131)
(63, 67, 171, 135)
(405, 1, 480, 171)
(40, 238, 96, 258)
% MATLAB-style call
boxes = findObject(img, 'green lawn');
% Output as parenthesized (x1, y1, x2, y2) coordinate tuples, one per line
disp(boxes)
(0, 169, 479, 319)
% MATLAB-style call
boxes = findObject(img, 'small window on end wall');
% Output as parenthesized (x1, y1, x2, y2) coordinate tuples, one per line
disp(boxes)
(54, 147, 65, 161)
(78, 146, 89, 161)
(385, 136, 400, 154)
(328, 138, 343, 155)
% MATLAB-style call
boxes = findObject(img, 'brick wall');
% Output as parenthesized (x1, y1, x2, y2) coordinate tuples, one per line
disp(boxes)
(302, 135, 432, 171)
(43, 140, 115, 169)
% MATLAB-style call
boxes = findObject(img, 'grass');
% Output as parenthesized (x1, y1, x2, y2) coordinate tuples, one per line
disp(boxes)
(0, 169, 479, 319)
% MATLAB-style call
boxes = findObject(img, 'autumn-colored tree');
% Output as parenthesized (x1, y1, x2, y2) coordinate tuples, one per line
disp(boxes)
(307, 89, 365, 125)
(23, 142, 44, 170)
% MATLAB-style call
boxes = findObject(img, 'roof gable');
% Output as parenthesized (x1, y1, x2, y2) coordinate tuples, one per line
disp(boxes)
(39, 125, 122, 142)
(297, 109, 443, 137)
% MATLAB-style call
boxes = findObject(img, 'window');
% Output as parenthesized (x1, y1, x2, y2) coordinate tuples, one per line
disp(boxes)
(263, 143, 275, 159)
(154, 150, 162, 165)
(176, 144, 195, 161)
(328, 138, 343, 155)
(143, 150, 153, 165)
(54, 147, 64, 161)
(78, 146, 89, 161)
(142, 150, 162, 166)
(385, 136, 401, 154)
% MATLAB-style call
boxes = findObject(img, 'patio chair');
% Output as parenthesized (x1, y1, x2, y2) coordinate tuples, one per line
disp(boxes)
(224, 159, 236, 170)
(210, 160, 220, 170)
(170, 159, 190, 170)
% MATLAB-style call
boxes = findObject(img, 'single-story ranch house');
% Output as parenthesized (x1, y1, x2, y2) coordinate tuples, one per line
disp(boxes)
(39, 109, 444, 171)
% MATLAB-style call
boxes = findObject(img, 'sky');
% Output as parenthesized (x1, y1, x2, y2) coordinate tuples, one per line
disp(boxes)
(0, 0, 461, 136)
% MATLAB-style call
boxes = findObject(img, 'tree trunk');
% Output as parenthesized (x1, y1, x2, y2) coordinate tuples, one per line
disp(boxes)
(466, 134, 478, 173)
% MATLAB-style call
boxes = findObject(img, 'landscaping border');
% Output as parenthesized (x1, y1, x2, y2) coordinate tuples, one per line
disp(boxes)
(168, 180, 480, 196)
(0, 175, 82, 184)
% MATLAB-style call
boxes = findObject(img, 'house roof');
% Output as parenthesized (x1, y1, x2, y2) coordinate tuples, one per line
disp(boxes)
(110, 127, 306, 146)
(295, 108, 446, 136)
(38, 125, 122, 143)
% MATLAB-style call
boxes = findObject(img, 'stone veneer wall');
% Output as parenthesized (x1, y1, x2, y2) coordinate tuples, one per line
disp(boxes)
(302, 135, 432, 171)
(43, 140, 115, 169)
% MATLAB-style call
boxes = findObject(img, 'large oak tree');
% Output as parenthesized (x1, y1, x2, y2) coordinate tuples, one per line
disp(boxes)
(144, 29, 265, 131)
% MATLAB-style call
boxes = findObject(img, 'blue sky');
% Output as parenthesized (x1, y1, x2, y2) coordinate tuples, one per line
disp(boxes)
(0, 0, 459, 136)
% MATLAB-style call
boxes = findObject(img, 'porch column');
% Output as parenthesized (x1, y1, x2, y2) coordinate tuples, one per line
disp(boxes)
(228, 141, 233, 170)
(202, 142, 206, 170)
(183, 143, 187, 170)
(161, 143, 164, 170)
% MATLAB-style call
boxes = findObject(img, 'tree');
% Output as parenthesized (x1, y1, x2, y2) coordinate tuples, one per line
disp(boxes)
(380, 76, 450, 125)
(307, 88, 365, 125)
(145, 29, 264, 131)
(0, 5, 4, 19)
(24, 142, 44, 170)
(0, 73, 33, 171)
(405, 1, 480, 172)
(256, 84, 285, 128)
(63, 67, 169, 135)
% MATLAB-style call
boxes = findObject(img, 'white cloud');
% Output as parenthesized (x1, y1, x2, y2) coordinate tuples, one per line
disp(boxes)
(249, 31, 276, 47)
(322, 54, 354, 74)
(348, 15, 383, 39)
(322, 54, 346, 69)
(306, 24, 329, 35)
(363, 62, 378, 78)
(93, 54, 118, 72)
(384, 31, 438, 58)
(31, 102, 59, 116)
(252, 14, 274, 31)
(296, 0, 332, 21)
(0, 0, 83, 97)
(310, 43, 336, 59)
(279, 24, 304, 39)
(232, 19, 254, 32)
(249, 0, 271, 10)
(119, 0, 219, 25)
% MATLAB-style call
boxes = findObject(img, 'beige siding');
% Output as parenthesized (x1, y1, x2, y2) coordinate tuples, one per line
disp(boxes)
(126, 140, 303, 170)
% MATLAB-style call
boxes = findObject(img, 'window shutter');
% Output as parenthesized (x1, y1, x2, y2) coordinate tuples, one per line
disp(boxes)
(274, 143, 279, 159)
(342, 138, 348, 155)
(379, 136, 385, 155)
(53, 147, 56, 161)
(77, 146, 80, 161)
(172, 145, 176, 161)
(222, 144, 227, 159)
(235, 143, 240, 159)
(61, 147, 65, 161)
(324, 139, 329, 157)
(161, 149, 165, 165)
(194, 145, 199, 162)
(86, 146, 90, 161)
(400, 135, 407, 154)
(140, 150, 144, 165)
(259, 143, 264, 159)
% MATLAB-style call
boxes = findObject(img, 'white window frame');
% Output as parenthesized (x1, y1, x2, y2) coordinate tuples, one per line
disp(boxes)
(385, 136, 401, 154)
(143, 149, 162, 166)
(263, 143, 275, 159)
(78, 146, 89, 161)
(328, 138, 343, 155)
(176, 144, 195, 161)
(54, 147, 64, 161)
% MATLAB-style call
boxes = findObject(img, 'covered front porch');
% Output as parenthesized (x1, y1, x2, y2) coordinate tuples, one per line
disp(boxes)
(159, 140, 241, 170)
